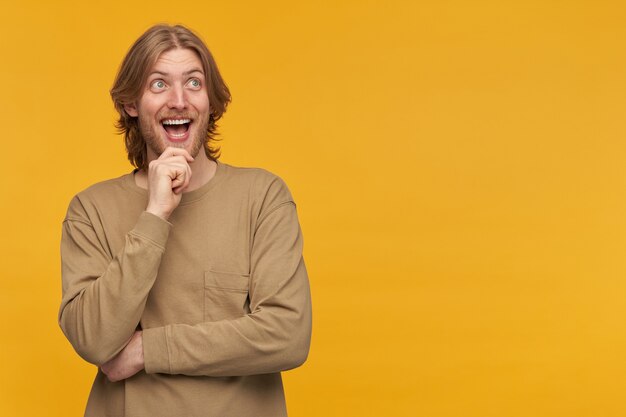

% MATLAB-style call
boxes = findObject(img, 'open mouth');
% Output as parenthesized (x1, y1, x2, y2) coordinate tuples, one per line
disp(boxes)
(161, 118, 192, 139)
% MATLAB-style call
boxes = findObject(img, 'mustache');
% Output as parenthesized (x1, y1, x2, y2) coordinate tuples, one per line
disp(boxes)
(157, 111, 197, 120)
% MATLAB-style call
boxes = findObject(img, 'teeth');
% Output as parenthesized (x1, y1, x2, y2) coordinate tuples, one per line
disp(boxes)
(162, 119, 191, 125)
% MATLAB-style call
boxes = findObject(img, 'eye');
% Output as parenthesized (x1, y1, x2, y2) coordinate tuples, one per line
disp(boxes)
(188, 78, 201, 88)
(151, 80, 166, 90)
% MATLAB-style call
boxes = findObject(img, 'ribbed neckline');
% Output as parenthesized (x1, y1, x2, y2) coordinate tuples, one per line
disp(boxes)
(121, 160, 226, 205)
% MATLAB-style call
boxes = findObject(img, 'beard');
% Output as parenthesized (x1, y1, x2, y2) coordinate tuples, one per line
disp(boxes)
(138, 109, 210, 159)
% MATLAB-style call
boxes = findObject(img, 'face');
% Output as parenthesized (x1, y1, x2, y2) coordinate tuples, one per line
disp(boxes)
(125, 48, 210, 161)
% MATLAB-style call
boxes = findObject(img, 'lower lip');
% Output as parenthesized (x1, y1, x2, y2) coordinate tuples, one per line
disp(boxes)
(161, 123, 192, 143)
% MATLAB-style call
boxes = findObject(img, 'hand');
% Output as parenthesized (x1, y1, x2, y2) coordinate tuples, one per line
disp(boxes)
(146, 147, 194, 220)
(100, 331, 145, 382)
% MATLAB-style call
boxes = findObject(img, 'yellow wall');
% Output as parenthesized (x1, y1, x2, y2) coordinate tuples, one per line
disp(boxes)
(2, 1, 626, 415)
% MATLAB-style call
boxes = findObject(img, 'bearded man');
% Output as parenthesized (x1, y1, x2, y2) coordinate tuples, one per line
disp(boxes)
(59, 24, 311, 417)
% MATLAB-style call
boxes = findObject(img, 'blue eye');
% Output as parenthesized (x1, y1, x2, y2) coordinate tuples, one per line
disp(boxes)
(152, 80, 165, 89)
(189, 79, 201, 88)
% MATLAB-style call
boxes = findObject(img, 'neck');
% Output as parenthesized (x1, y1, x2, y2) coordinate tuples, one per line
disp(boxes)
(184, 151, 216, 191)
(134, 150, 217, 192)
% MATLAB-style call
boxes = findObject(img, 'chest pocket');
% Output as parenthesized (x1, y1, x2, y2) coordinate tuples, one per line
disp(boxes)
(204, 270, 251, 321)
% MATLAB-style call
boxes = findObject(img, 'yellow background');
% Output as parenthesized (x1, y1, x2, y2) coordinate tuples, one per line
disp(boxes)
(1, 0, 626, 416)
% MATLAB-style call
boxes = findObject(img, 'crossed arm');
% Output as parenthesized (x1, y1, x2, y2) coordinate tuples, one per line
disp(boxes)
(100, 330, 144, 381)
(59, 149, 312, 382)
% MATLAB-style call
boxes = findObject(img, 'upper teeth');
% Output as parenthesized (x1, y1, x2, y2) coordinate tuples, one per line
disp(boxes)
(163, 119, 190, 125)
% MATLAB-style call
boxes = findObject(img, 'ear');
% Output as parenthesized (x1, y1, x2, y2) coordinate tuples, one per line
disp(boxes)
(124, 103, 138, 117)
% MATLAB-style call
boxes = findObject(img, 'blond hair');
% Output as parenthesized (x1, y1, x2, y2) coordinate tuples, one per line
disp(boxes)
(110, 24, 231, 169)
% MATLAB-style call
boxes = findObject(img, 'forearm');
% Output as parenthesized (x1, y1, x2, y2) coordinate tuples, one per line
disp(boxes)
(141, 180, 311, 377)
(143, 260, 312, 377)
(59, 211, 171, 365)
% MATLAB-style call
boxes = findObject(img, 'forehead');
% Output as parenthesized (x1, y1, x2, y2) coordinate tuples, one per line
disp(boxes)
(150, 48, 204, 74)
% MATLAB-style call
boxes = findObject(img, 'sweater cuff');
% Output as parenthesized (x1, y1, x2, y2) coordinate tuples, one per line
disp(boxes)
(130, 211, 172, 250)
(143, 326, 170, 374)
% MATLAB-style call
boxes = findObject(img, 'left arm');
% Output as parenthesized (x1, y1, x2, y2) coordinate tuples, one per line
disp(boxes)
(104, 200, 312, 378)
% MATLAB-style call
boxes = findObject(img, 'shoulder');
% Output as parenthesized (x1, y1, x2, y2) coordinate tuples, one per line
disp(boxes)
(220, 163, 294, 204)
(76, 174, 131, 199)
(65, 174, 134, 221)
(219, 163, 297, 226)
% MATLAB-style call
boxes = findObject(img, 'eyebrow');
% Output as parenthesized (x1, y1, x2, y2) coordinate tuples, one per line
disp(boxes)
(149, 68, 205, 77)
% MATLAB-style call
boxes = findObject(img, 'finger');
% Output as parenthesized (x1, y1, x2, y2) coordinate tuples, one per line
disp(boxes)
(182, 163, 192, 189)
(160, 147, 191, 159)
(172, 176, 190, 194)
(172, 164, 192, 194)
(171, 178, 186, 192)
(160, 147, 194, 162)
(160, 154, 190, 163)
(169, 167, 187, 189)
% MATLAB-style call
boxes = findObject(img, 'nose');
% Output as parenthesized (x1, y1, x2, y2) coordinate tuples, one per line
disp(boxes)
(167, 84, 187, 110)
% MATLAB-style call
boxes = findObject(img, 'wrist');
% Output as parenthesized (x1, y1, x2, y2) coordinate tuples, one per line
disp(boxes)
(136, 331, 145, 369)
(146, 204, 171, 221)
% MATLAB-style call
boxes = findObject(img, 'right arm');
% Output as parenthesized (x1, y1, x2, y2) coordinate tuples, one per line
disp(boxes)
(59, 148, 192, 365)
(59, 207, 171, 365)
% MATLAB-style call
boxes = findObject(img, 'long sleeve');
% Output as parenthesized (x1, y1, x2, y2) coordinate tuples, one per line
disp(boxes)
(59, 198, 172, 366)
(142, 199, 312, 377)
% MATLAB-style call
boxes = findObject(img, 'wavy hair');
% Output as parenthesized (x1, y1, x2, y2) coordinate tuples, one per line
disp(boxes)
(110, 24, 231, 169)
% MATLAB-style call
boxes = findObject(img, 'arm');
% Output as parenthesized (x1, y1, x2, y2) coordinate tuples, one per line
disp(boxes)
(59, 208, 171, 365)
(59, 148, 193, 366)
(142, 198, 312, 377)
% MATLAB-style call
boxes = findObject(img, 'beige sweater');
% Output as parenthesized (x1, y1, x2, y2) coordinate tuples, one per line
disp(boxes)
(59, 162, 312, 417)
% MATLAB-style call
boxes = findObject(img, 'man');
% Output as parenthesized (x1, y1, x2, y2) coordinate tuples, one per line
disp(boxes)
(59, 24, 312, 416)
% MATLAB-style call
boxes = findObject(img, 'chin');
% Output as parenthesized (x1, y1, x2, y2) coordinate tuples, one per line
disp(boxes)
(144, 127, 206, 160)
(166, 138, 204, 158)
